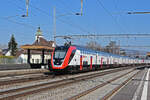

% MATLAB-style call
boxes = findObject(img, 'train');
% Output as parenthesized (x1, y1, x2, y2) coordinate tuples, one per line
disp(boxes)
(49, 45, 150, 73)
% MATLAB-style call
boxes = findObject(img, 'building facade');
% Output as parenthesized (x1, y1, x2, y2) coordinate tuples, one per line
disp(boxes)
(20, 27, 54, 65)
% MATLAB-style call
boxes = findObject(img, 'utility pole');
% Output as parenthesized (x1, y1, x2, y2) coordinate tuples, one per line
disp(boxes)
(22, 0, 29, 17)
(26, 0, 29, 16)
(81, 0, 83, 16)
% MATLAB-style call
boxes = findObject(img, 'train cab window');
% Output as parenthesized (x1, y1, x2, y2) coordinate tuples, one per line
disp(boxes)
(54, 46, 68, 59)
(54, 50, 66, 59)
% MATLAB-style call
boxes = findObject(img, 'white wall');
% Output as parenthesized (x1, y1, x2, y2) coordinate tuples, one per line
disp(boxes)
(19, 54, 51, 64)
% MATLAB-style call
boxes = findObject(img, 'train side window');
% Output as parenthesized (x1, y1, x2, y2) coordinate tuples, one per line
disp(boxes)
(83, 61, 88, 65)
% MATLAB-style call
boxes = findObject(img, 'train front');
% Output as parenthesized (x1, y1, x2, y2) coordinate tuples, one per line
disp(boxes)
(50, 46, 76, 73)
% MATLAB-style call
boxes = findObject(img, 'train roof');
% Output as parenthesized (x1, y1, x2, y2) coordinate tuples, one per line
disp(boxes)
(73, 45, 138, 59)
(56, 45, 145, 60)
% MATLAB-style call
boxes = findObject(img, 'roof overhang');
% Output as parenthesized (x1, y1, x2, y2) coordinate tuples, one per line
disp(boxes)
(21, 45, 54, 51)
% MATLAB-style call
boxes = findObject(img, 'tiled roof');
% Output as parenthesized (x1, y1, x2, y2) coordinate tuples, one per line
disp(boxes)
(21, 37, 54, 50)
(21, 50, 51, 55)
(33, 37, 53, 47)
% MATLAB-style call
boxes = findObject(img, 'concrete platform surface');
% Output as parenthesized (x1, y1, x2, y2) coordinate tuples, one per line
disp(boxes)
(111, 68, 150, 100)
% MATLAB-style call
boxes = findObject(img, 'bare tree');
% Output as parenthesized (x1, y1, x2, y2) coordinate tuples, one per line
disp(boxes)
(86, 41, 102, 51)
(104, 41, 120, 54)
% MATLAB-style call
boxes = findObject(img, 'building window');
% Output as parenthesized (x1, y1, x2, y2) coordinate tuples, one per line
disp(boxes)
(36, 59, 39, 63)
(32, 59, 34, 63)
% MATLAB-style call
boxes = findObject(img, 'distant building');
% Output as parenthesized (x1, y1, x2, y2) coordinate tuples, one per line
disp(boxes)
(2, 49, 11, 56)
(0, 49, 2, 56)
(146, 52, 150, 59)
(20, 27, 54, 64)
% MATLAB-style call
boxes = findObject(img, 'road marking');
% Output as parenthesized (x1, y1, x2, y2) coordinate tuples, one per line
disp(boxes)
(132, 70, 146, 100)
(141, 68, 150, 100)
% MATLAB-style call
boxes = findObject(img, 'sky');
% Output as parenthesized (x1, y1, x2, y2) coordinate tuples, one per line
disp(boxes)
(0, 0, 150, 51)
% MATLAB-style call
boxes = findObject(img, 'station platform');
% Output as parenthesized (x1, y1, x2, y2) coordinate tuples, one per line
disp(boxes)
(111, 68, 150, 100)
(0, 64, 31, 70)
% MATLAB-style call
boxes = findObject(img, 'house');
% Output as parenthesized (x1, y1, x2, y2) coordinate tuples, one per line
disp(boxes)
(0, 49, 2, 56)
(2, 49, 11, 56)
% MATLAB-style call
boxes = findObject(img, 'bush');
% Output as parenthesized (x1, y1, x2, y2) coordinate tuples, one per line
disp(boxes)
(0, 56, 14, 59)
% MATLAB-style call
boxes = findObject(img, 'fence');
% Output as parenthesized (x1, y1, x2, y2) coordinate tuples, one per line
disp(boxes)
(0, 56, 24, 64)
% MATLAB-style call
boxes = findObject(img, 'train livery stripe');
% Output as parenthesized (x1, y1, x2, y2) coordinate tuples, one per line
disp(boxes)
(90, 56, 92, 70)
(51, 48, 55, 70)
(51, 46, 76, 69)
(62, 46, 76, 69)
(80, 55, 83, 70)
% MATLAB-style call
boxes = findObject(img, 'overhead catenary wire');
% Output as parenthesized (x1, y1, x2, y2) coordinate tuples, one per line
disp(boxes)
(22, 0, 89, 33)
(127, 11, 150, 14)
(3, 17, 35, 29)
(1, 0, 37, 30)
(6, 0, 86, 33)
(10, 0, 90, 35)
(96, 0, 127, 33)
(55, 0, 83, 16)
(55, 0, 77, 14)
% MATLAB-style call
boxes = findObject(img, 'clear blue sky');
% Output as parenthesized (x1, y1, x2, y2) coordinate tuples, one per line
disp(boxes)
(0, 0, 150, 51)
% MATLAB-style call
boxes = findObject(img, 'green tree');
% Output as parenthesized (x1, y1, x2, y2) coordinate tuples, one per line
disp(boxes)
(8, 34, 18, 56)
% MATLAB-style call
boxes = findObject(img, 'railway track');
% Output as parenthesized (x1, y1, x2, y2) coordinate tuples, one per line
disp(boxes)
(0, 67, 131, 86)
(0, 69, 49, 78)
(68, 69, 142, 100)
(0, 73, 51, 86)
(0, 67, 137, 100)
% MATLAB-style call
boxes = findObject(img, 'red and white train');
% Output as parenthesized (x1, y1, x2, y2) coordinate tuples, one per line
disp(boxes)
(49, 45, 150, 73)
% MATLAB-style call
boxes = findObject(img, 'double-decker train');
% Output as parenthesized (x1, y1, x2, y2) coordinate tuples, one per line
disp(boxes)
(49, 45, 150, 73)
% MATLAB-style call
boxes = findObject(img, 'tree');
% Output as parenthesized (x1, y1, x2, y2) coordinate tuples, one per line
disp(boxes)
(86, 41, 102, 51)
(104, 41, 120, 54)
(8, 34, 18, 56)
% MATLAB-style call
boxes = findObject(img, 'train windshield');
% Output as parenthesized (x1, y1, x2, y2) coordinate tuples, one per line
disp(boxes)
(54, 50, 66, 59)
(54, 46, 68, 59)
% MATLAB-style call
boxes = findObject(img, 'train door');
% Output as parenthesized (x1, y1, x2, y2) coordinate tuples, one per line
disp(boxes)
(96, 53, 98, 65)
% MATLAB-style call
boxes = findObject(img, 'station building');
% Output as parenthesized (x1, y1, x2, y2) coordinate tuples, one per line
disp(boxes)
(20, 27, 54, 68)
